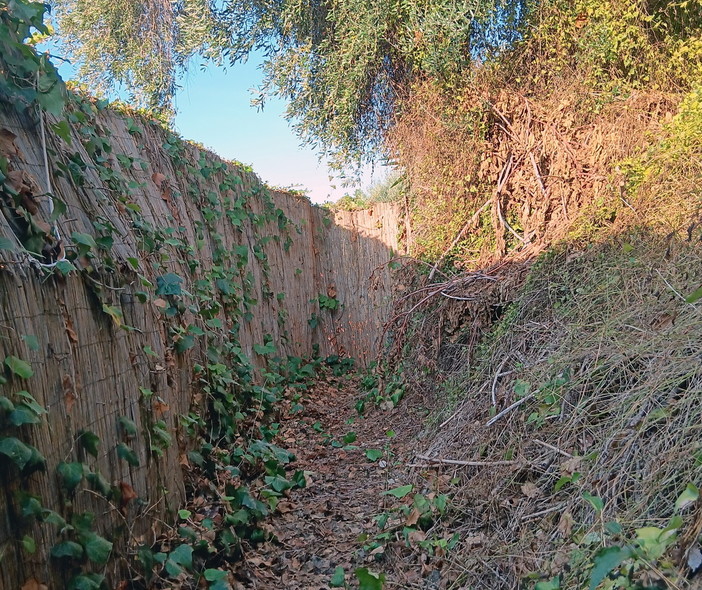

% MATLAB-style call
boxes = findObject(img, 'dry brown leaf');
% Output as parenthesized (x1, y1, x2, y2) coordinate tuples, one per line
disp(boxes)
(0, 128, 21, 159)
(119, 481, 138, 512)
(64, 316, 79, 344)
(406, 507, 421, 526)
(557, 511, 574, 538)
(64, 390, 77, 413)
(464, 534, 486, 547)
(153, 298, 168, 309)
(152, 399, 170, 417)
(521, 482, 542, 498)
(561, 456, 582, 475)
(152, 172, 166, 187)
(62, 374, 77, 412)
(278, 501, 294, 514)
(21, 578, 48, 590)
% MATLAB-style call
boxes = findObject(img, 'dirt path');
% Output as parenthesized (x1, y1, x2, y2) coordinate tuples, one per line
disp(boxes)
(231, 372, 441, 589)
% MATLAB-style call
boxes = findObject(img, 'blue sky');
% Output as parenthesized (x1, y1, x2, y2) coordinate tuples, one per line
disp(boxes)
(173, 56, 366, 203)
(50, 46, 384, 204)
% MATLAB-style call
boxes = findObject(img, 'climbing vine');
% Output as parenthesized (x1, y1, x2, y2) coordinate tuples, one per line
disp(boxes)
(0, 3, 344, 586)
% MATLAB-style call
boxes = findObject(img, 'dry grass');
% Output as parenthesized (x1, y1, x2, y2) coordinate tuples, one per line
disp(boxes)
(403, 225, 702, 589)
(390, 76, 679, 265)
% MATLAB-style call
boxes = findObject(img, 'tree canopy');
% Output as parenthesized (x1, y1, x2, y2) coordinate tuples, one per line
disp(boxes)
(47, 0, 702, 167)
(48, 0, 525, 164)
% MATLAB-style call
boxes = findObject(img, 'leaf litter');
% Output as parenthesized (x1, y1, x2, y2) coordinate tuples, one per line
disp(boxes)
(222, 370, 455, 589)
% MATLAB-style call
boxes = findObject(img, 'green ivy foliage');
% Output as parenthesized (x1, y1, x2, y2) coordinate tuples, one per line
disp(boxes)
(0, 0, 65, 115)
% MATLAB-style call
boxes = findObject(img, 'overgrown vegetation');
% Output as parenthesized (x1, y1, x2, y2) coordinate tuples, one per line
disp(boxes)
(0, 2, 365, 587)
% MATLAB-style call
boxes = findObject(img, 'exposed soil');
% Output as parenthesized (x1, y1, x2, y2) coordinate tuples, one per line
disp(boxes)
(230, 372, 453, 589)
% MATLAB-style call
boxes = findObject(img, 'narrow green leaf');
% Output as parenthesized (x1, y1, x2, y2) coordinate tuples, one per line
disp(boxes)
(582, 491, 604, 513)
(686, 285, 702, 304)
(675, 483, 699, 511)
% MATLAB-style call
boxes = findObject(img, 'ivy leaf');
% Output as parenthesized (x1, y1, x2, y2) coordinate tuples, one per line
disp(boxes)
(0, 396, 14, 413)
(365, 449, 383, 462)
(204, 569, 228, 582)
(51, 540, 84, 560)
(4, 356, 33, 379)
(330, 566, 346, 587)
(42, 509, 67, 528)
(15, 391, 46, 415)
(116, 443, 140, 467)
(102, 304, 123, 328)
(582, 492, 604, 513)
(118, 416, 137, 437)
(80, 532, 113, 564)
(67, 573, 104, 590)
(588, 546, 631, 590)
(382, 484, 413, 499)
(165, 544, 193, 576)
(48, 197, 67, 223)
(71, 232, 97, 249)
(21, 334, 40, 351)
(8, 404, 41, 426)
(0, 436, 33, 470)
(50, 120, 72, 144)
(21, 535, 36, 554)
(535, 578, 561, 590)
(35, 84, 65, 117)
(78, 430, 100, 457)
(86, 471, 112, 498)
(156, 272, 183, 296)
(355, 567, 386, 590)
(253, 342, 276, 355)
(57, 461, 85, 494)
